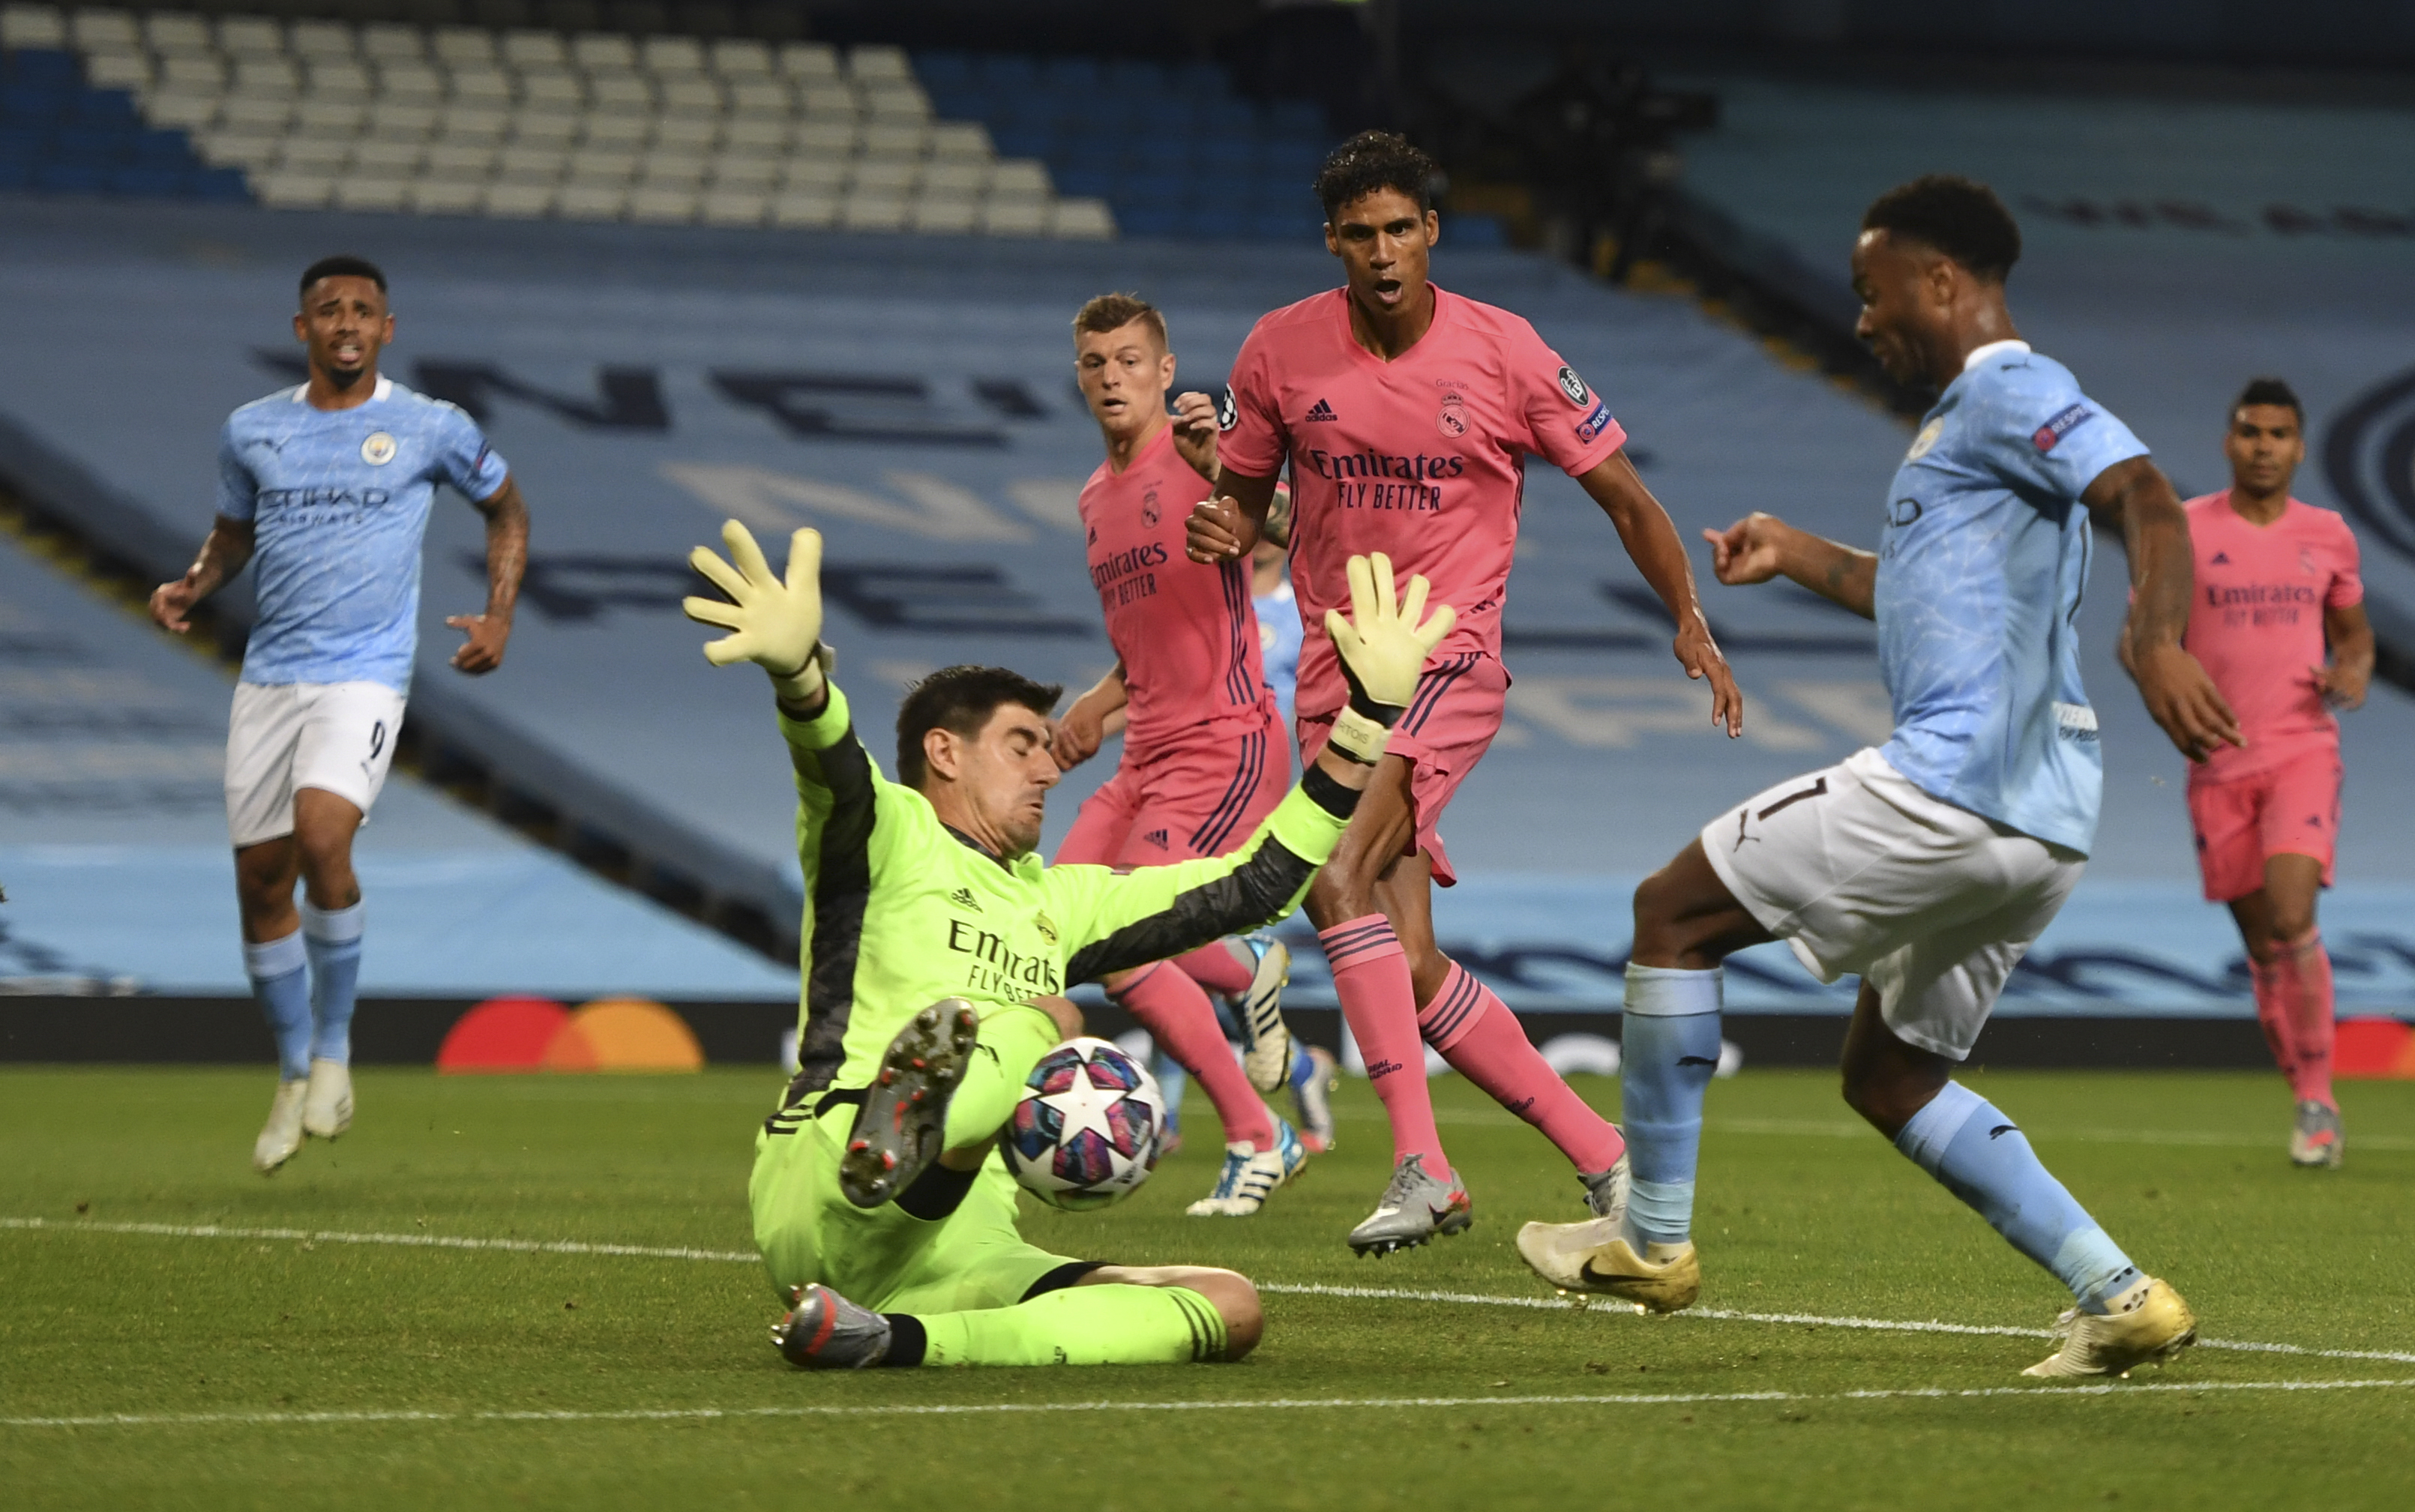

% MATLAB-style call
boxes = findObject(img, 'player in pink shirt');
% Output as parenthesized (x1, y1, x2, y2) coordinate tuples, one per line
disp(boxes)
(1048, 293, 1307, 1217)
(1188, 132, 1743, 1254)
(2182, 378, 2372, 1167)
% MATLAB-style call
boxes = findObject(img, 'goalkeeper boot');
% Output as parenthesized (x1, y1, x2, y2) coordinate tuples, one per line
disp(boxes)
(2022, 1277, 2198, 1379)
(1291, 1043, 1339, 1154)
(1236, 933, 1295, 1094)
(840, 999, 981, 1209)
(1186, 1117, 1308, 1217)
(772, 1284, 891, 1370)
(253, 1077, 307, 1175)
(301, 1057, 352, 1141)
(2290, 1100, 2344, 1169)
(1346, 1153, 1473, 1256)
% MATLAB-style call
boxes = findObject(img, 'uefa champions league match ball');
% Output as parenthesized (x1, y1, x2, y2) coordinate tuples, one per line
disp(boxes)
(1002, 1037, 1167, 1211)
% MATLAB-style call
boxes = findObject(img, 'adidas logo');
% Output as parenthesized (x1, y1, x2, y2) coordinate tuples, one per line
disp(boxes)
(1303, 398, 1338, 422)
(1141, 828, 1170, 849)
(948, 887, 981, 912)
(2211, 551, 2230, 564)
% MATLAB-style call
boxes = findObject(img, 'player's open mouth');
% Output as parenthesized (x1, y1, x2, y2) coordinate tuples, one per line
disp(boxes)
(331, 344, 364, 365)
(1373, 279, 1404, 304)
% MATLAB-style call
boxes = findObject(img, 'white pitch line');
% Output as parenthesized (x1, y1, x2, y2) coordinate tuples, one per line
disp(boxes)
(1706, 1118, 2415, 1151)
(0, 1216, 758, 1265)
(8, 1376, 2415, 1431)
(13, 1217, 2414, 1366)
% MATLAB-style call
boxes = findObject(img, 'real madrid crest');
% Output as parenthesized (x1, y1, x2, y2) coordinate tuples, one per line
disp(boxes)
(1034, 912, 1059, 945)
(1140, 488, 1161, 528)
(1437, 391, 1470, 438)
(1906, 418, 1944, 461)
(361, 432, 397, 466)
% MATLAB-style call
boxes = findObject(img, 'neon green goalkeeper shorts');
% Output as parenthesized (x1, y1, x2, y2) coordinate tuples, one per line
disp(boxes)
(748, 1005, 1084, 1313)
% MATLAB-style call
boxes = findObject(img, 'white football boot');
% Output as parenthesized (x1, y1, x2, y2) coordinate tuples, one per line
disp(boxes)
(1186, 1118, 1308, 1216)
(1236, 933, 1295, 1094)
(253, 1079, 308, 1174)
(301, 1057, 353, 1140)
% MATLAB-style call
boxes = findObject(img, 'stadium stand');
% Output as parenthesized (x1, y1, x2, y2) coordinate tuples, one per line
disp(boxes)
(1667, 70, 2415, 668)
(7, 193, 2414, 1017)
(0, 511, 793, 998)
(0, 3, 1115, 233)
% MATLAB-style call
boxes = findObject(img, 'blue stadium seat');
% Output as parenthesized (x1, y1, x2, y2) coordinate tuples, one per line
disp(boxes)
(191, 166, 250, 201)
(913, 51, 976, 91)
(52, 125, 133, 167)
(1251, 210, 1311, 240)
(134, 128, 196, 169)
(0, 160, 29, 190)
(1053, 166, 1114, 200)
(4, 49, 81, 88)
(987, 124, 1054, 160)
(1267, 100, 1325, 136)
(1037, 56, 1101, 92)
(1114, 172, 1188, 213)
(106, 165, 187, 196)
(0, 124, 43, 162)
(975, 54, 1040, 90)
(1449, 214, 1509, 249)
(1199, 99, 1259, 136)
(72, 89, 139, 127)
(1125, 138, 1193, 175)
(34, 161, 105, 193)
(2, 87, 73, 124)
(1170, 62, 1224, 98)
(1116, 206, 1181, 238)
(1264, 141, 1327, 176)
(1103, 60, 1165, 95)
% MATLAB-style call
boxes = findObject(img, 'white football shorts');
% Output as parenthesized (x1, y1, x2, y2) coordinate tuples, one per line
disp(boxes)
(1701, 746, 2084, 1061)
(225, 681, 406, 848)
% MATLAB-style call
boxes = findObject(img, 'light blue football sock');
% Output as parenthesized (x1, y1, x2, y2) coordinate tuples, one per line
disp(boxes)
(1620, 964, 1724, 1247)
(1288, 1041, 1319, 1095)
(1895, 1082, 2141, 1313)
(299, 899, 364, 1065)
(244, 930, 312, 1081)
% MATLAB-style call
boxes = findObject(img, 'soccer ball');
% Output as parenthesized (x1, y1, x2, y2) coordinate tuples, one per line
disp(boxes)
(1002, 1037, 1167, 1211)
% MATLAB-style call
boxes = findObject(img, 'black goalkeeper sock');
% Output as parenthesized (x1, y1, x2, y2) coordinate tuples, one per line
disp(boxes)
(895, 1160, 979, 1221)
(879, 1314, 927, 1367)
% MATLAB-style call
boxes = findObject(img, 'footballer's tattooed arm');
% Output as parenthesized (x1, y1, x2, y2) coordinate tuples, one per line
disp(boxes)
(1579, 450, 1743, 736)
(151, 515, 256, 633)
(450, 475, 529, 674)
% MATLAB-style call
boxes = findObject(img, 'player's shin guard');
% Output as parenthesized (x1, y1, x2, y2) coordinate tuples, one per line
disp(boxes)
(1113, 964, 1274, 1150)
(2273, 931, 2336, 1109)
(1320, 915, 1449, 1178)
(1422, 962, 1624, 1174)
(2249, 956, 2303, 1088)
(299, 898, 364, 1064)
(244, 930, 313, 1082)
(1895, 1081, 2141, 1313)
(1620, 965, 1722, 1246)
(904, 1285, 1232, 1367)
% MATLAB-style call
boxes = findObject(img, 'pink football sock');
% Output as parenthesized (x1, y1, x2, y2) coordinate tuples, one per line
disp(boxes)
(1113, 963, 1273, 1150)
(2250, 956, 2300, 1088)
(1420, 961, 1625, 1175)
(2274, 932, 2337, 1110)
(1318, 915, 1449, 1179)
(1173, 942, 1254, 1000)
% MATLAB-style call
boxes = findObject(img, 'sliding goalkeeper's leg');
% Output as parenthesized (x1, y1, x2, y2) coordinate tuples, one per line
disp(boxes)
(774, 1264, 1260, 1369)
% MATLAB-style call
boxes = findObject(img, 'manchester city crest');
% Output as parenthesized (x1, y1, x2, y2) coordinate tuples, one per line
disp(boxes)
(361, 432, 397, 466)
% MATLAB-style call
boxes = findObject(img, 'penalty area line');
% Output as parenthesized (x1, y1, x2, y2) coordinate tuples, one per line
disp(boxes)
(13, 1217, 2412, 1367)
(9, 1377, 2415, 1431)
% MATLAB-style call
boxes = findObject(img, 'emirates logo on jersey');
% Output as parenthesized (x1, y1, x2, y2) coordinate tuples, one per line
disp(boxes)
(1437, 391, 1470, 438)
(360, 432, 397, 466)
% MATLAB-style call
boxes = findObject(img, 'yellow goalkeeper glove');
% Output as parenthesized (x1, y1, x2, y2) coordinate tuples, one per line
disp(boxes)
(1323, 551, 1456, 765)
(682, 519, 829, 702)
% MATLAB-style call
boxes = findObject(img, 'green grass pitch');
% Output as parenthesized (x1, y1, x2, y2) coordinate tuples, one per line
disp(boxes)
(4, 1063, 2412, 1510)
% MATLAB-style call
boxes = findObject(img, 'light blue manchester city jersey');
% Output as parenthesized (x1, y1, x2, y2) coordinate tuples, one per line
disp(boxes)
(1874, 343, 2147, 855)
(217, 378, 508, 692)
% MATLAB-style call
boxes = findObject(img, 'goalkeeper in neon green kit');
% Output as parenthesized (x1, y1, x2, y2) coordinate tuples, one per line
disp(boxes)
(682, 520, 1454, 1369)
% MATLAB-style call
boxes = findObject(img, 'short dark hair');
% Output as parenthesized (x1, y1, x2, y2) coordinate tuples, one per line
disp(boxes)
(1073, 292, 1167, 349)
(2234, 376, 2303, 424)
(300, 254, 388, 298)
(1314, 130, 1439, 221)
(1862, 175, 2021, 283)
(894, 665, 1063, 789)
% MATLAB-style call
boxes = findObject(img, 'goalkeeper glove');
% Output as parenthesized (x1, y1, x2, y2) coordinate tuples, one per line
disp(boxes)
(682, 519, 830, 703)
(1323, 551, 1456, 765)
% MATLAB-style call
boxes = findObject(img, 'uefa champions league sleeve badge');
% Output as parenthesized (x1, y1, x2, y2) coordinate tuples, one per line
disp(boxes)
(361, 432, 397, 466)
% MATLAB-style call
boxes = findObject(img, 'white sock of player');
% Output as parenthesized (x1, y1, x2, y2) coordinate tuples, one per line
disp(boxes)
(244, 930, 312, 1081)
(299, 899, 364, 1065)
(1620, 964, 1724, 1247)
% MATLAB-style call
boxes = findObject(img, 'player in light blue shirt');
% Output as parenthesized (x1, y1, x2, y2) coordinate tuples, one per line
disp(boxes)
(1519, 177, 2240, 1377)
(151, 255, 530, 1173)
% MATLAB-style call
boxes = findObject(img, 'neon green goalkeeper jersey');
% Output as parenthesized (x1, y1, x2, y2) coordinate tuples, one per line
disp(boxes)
(779, 682, 1352, 1094)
